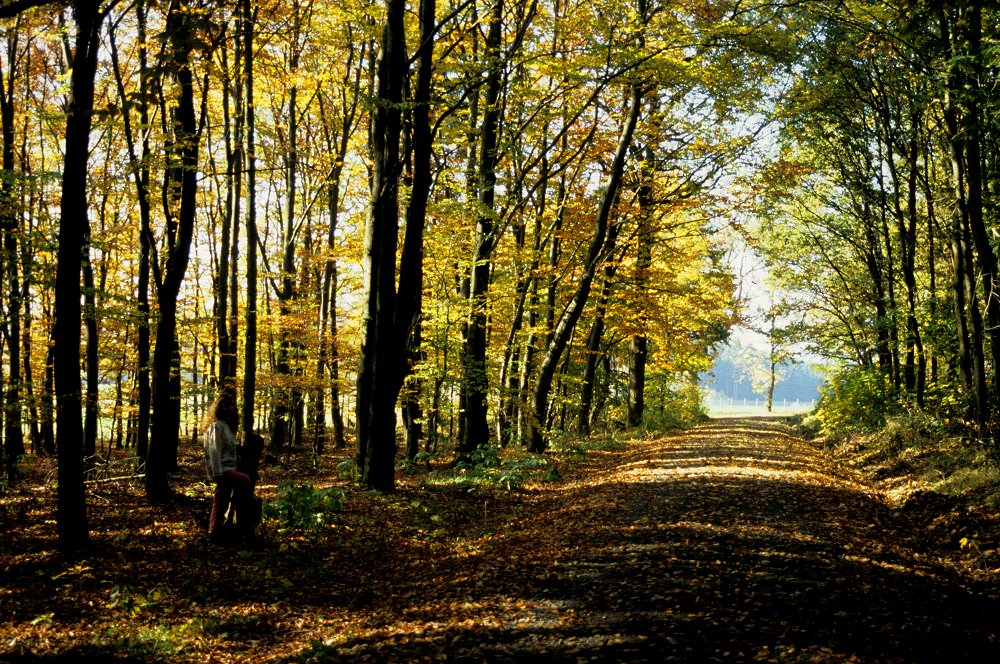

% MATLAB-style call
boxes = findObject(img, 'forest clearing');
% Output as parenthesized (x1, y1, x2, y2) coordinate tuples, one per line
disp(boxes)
(2, 417, 999, 662)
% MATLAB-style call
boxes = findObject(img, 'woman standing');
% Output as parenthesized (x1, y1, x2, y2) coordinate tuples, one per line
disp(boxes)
(202, 390, 252, 542)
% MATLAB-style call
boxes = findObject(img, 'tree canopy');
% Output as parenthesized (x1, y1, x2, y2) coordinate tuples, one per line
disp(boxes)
(1, 0, 998, 550)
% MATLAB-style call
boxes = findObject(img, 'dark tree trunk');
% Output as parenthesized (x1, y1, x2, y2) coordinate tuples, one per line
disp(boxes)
(241, 0, 259, 437)
(317, 43, 362, 452)
(902, 111, 926, 406)
(147, 0, 202, 502)
(960, 2, 1000, 412)
(356, 0, 408, 490)
(109, 0, 152, 463)
(516, 162, 548, 447)
(578, 222, 619, 436)
(400, 0, 436, 461)
(460, 0, 504, 456)
(269, 2, 305, 452)
(0, 30, 23, 479)
(82, 246, 98, 459)
(627, 144, 654, 427)
(41, 337, 55, 456)
(941, 3, 989, 425)
(217, 16, 240, 389)
(54, 0, 102, 552)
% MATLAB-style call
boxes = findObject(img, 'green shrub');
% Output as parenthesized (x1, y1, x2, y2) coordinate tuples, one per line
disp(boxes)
(336, 459, 359, 481)
(465, 444, 501, 469)
(263, 482, 345, 533)
(815, 366, 899, 438)
(424, 449, 553, 492)
(641, 380, 708, 431)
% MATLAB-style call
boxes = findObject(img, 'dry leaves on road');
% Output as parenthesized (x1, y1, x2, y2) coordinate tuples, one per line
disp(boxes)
(2, 418, 998, 662)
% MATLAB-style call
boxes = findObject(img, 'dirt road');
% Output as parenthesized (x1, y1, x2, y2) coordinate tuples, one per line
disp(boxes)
(4, 418, 999, 662)
(323, 418, 1000, 663)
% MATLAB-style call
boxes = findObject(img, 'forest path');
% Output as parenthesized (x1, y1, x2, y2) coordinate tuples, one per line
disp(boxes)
(329, 418, 1000, 663)
(5, 419, 999, 662)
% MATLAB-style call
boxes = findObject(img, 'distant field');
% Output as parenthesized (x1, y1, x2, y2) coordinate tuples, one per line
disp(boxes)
(706, 399, 816, 418)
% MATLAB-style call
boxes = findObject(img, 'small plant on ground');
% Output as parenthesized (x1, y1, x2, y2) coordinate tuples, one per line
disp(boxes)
(263, 482, 346, 533)
(336, 458, 359, 481)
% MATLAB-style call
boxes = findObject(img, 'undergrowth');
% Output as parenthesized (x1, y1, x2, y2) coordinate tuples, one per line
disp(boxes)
(815, 407, 1000, 511)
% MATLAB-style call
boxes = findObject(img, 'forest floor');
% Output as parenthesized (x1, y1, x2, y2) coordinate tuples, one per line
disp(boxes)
(2, 418, 1000, 663)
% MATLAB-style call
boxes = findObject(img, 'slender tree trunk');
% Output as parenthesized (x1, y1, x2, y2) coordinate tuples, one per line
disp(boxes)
(82, 246, 98, 459)
(578, 222, 619, 435)
(242, 0, 259, 437)
(23, 275, 41, 454)
(217, 17, 240, 389)
(941, 4, 989, 424)
(902, 112, 926, 405)
(530, 87, 642, 453)
(627, 144, 654, 428)
(147, 0, 202, 502)
(109, 1, 152, 463)
(399, 0, 436, 460)
(41, 334, 55, 456)
(516, 162, 548, 447)
(460, 0, 504, 456)
(0, 30, 23, 479)
(270, 2, 305, 452)
(961, 1, 1000, 410)
(317, 47, 362, 451)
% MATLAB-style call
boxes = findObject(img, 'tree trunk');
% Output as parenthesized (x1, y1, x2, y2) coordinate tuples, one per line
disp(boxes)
(147, 0, 202, 502)
(82, 246, 98, 459)
(941, 3, 989, 425)
(217, 15, 240, 389)
(530, 87, 642, 453)
(317, 44, 362, 451)
(109, 1, 152, 463)
(269, 1, 305, 452)
(0, 31, 23, 479)
(460, 0, 504, 456)
(356, 0, 408, 490)
(516, 162, 548, 447)
(627, 144, 654, 427)
(578, 222, 620, 435)
(902, 110, 926, 406)
(242, 0, 260, 437)
(399, 0, 436, 461)
(960, 1, 1000, 412)
(54, 0, 102, 552)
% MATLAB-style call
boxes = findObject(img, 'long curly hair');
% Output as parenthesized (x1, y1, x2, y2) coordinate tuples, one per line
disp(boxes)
(202, 389, 239, 434)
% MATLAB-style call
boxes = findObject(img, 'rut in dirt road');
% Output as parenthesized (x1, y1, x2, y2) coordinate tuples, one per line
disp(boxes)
(333, 418, 1000, 663)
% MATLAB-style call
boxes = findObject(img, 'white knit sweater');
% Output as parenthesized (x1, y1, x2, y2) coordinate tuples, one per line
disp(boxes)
(203, 421, 238, 480)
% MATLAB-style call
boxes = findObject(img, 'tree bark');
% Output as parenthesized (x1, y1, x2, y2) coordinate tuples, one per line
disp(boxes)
(399, 0, 436, 460)
(147, 0, 202, 502)
(460, 0, 504, 456)
(356, 0, 408, 490)
(269, 1, 306, 452)
(109, 1, 152, 462)
(0, 27, 23, 479)
(578, 222, 620, 435)
(627, 144, 654, 428)
(241, 0, 259, 438)
(941, 3, 990, 425)
(54, 0, 102, 552)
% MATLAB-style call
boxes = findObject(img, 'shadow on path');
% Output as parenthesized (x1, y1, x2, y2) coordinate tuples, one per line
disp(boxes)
(294, 419, 1000, 663)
